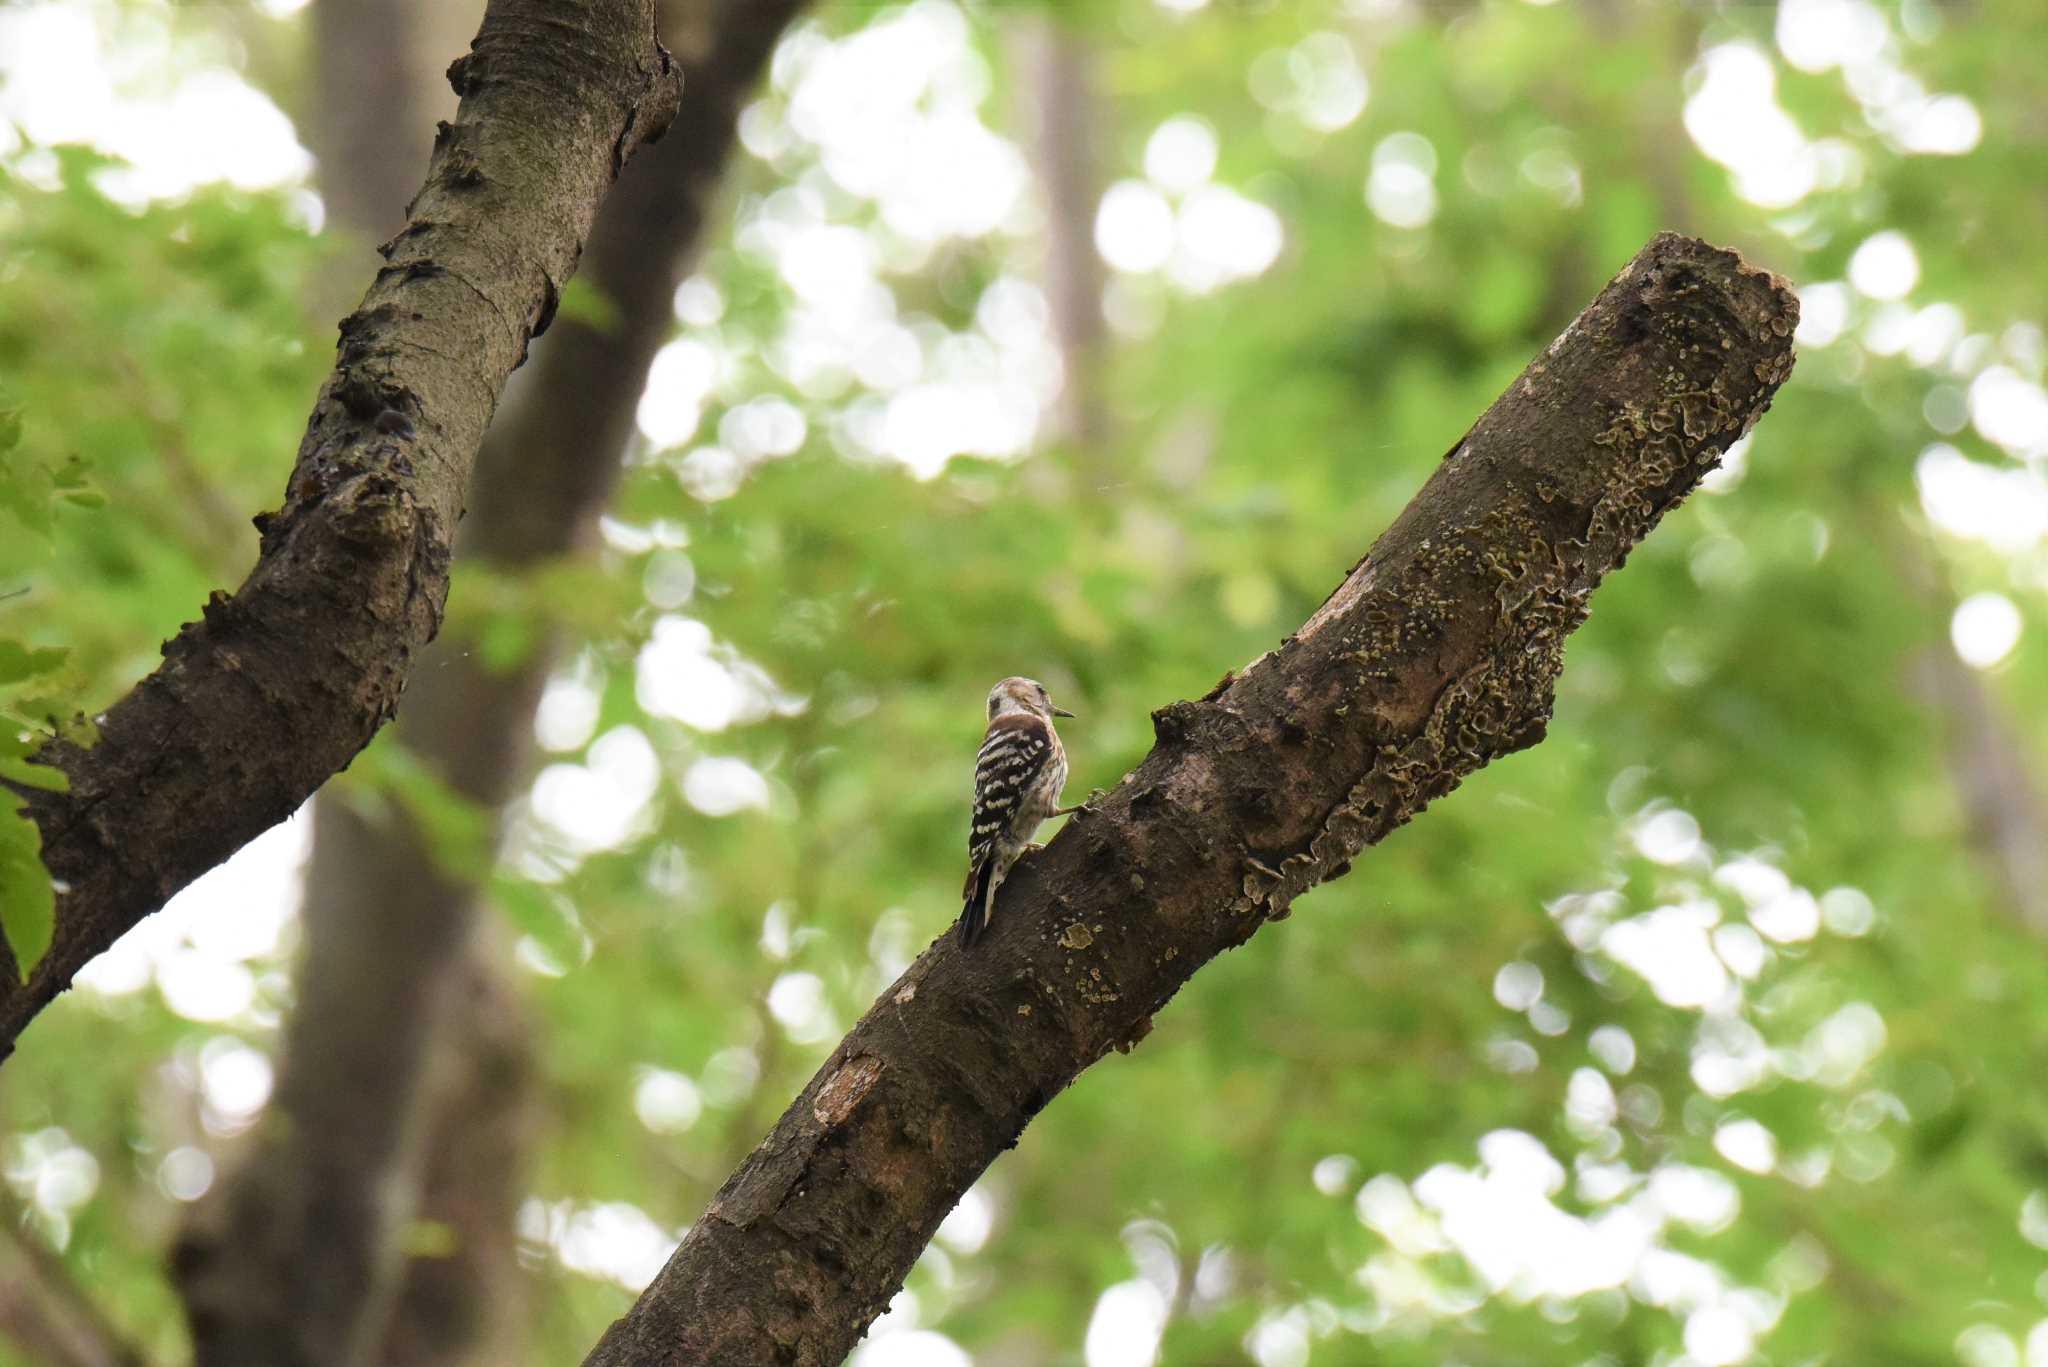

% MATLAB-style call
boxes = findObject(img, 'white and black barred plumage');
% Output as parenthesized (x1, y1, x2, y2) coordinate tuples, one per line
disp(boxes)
(961, 677, 1073, 945)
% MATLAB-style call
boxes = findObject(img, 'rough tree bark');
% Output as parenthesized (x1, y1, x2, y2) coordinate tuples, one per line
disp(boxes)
(171, 3, 809, 1365)
(0, 0, 681, 1058)
(581, 233, 1799, 1366)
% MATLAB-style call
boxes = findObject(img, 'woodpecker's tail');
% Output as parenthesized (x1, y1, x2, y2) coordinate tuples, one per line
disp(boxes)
(961, 859, 997, 945)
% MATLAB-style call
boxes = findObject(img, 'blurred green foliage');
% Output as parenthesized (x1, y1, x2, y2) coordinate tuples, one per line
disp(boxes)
(5, 0, 2048, 1365)
(0, 394, 82, 978)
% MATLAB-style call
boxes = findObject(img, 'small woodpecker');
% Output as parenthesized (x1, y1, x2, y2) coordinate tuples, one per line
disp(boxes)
(960, 676, 1077, 945)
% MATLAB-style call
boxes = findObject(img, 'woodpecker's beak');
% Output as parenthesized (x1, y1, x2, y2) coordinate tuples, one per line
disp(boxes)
(1052, 705, 1075, 718)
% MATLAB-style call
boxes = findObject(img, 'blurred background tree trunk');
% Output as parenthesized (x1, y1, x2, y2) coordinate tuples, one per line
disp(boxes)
(1017, 16, 1107, 454)
(1925, 649, 2048, 935)
(295, 0, 454, 324)
(1902, 535, 2048, 937)
(172, 2, 807, 1364)
(0, 1209, 143, 1367)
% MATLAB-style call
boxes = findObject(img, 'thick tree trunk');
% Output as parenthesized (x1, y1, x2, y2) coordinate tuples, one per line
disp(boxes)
(170, 3, 807, 1365)
(581, 234, 1799, 1366)
(0, 0, 682, 1058)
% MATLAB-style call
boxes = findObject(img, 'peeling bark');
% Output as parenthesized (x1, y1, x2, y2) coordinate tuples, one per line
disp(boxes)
(168, 2, 807, 1365)
(0, 0, 681, 1057)
(582, 234, 1799, 1367)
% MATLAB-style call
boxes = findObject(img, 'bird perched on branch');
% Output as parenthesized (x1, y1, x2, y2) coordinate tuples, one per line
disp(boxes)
(961, 677, 1076, 945)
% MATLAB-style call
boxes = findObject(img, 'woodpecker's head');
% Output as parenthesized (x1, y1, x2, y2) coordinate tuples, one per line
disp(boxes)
(988, 676, 1073, 722)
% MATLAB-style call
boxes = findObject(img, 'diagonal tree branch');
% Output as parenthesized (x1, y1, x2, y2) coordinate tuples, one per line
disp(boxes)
(170, 4, 811, 1362)
(0, 0, 682, 1059)
(581, 232, 1799, 1366)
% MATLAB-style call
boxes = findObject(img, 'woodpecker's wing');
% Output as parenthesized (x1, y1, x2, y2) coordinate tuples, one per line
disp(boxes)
(963, 711, 1058, 896)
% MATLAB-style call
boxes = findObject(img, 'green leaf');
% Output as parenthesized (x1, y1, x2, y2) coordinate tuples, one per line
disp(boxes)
(49, 457, 104, 508)
(492, 876, 588, 974)
(0, 726, 49, 789)
(0, 799, 55, 981)
(1911, 1103, 1972, 1163)
(0, 407, 101, 534)
(344, 741, 495, 879)
(47, 457, 91, 491)
(1, 699, 96, 753)
(398, 1219, 461, 1259)
(0, 473, 52, 538)
(0, 753, 70, 793)
(0, 641, 67, 685)
(554, 277, 621, 333)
